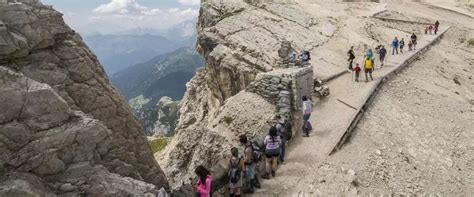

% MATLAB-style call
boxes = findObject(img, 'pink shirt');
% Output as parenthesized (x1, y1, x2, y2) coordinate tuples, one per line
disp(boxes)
(196, 175, 212, 197)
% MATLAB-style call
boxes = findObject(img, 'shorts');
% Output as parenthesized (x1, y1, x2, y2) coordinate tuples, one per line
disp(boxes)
(365, 68, 373, 73)
(229, 178, 242, 189)
(265, 153, 280, 158)
(265, 148, 280, 158)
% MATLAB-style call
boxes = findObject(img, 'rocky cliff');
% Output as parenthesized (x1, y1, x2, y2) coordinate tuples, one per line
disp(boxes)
(146, 97, 180, 137)
(0, 0, 168, 195)
(158, 0, 337, 189)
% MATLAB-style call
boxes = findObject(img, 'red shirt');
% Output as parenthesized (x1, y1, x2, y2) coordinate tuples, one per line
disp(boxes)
(353, 67, 361, 72)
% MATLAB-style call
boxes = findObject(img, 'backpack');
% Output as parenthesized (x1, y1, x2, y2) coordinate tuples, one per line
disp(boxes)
(247, 142, 263, 163)
(284, 121, 293, 140)
(277, 122, 286, 137)
(228, 158, 241, 184)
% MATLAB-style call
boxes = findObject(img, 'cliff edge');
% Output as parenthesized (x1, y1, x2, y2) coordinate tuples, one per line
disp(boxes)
(0, 0, 169, 195)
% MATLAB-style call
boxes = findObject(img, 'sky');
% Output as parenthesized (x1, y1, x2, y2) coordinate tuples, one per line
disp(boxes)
(40, 0, 200, 34)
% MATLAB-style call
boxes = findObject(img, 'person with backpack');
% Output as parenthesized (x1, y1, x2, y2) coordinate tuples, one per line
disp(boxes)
(289, 51, 297, 63)
(228, 147, 244, 197)
(364, 57, 374, 82)
(408, 40, 413, 51)
(399, 38, 405, 53)
(262, 127, 281, 179)
(378, 45, 387, 67)
(284, 118, 293, 141)
(301, 50, 311, 63)
(302, 96, 313, 137)
(392, 37, 399, 55)
(347, 46, 355, 70)
(411, 33, 417, 50)
(274, 115, 287, 163)
(194, 165, 212, 197)
(238, 135, 261, 193)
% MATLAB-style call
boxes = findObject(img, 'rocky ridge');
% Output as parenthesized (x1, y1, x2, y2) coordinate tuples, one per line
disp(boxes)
(0, 0, 168, 195)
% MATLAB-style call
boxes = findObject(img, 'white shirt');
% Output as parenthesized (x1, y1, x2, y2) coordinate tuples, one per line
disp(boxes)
(303, 100, 313, 115)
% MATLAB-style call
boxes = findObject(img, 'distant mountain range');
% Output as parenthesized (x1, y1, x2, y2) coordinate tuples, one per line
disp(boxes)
(111, 46, 204, 110)
(110, 46, 204, 136)
(82, 20, 202, 136)
(112, 20, 197, 41)
(84, 34, 196, 75)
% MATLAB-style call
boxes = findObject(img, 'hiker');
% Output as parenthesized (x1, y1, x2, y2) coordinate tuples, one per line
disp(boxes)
(378, 45, 387, 67)
(392, 37, 399, 55)
(411, 33, 417, 50)
(347, 46, 356, 70)
(300, 50, 311, 62)
(274, 115, 286, 163)
(289, 51, 297, 63)
(408, 40, 413, 51)
(434, 20, 440, 34)
(364, 46, 373, 59)
(425, 26, 429, 34)
(228, 147, 244, 197)
(368, 48, 375, 65)
(283, 118, 293, 142)
(353, 63, 361, 82)
(364, 57, 374, 82)
(399, 38, 405, 53)
(262, 127, 281, 179)
(238, 135, 261, 193)
(194, 165, 212, 197)
(302, 96, 313, 137)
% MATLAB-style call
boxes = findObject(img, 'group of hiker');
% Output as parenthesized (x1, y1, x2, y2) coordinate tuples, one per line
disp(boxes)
(348, 32, 419, 82)
(193, 96, 314, 197)
(193, 21, 441, 196)
(289, 50, 311, 64)
(425, 20, 440, 35)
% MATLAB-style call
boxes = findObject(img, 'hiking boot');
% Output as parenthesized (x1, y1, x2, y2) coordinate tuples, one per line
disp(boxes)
(253, 179, 261, 189)
(261, 173, 270, 179)
(271, 170, 276, 177)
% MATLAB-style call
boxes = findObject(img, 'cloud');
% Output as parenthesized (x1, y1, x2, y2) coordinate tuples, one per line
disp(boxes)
(93, 0, 147, 14)
(80, 0, 199, 34)
(178, 0, 200, 6)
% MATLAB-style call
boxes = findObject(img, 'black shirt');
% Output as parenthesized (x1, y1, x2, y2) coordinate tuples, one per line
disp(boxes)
(347, 49, 355, 60)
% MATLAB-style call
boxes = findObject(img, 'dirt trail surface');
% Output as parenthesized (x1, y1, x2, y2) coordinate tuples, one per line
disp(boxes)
(252, 0, 473, 196)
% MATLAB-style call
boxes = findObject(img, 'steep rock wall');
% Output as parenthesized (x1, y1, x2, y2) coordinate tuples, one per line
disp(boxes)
(160, 0, 335, 190)
(0, 0, 168, 195)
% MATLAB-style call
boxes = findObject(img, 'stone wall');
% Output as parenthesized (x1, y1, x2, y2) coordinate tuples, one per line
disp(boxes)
(247, 67, 313, 119)
(246, 66, 313, 144)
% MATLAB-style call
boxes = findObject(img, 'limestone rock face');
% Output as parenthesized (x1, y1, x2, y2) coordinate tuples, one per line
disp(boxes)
(148, 96, 180, 137)
(0, 0, 168, 195)
(159, 0, 333, 190)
